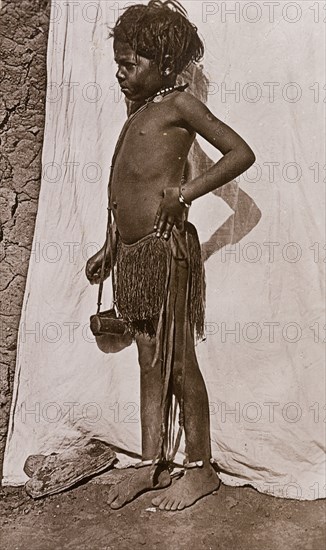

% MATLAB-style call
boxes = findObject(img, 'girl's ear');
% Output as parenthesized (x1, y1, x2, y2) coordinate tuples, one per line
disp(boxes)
(162, 55, 174, 76)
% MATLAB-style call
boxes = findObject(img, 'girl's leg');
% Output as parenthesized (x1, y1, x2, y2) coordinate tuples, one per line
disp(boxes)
(152, 324, 220, 511)
(138, 334, 164, 459)
(176, 326, 212, 463)
(152, 260, 220, 511)
(107, 333, 171, 509)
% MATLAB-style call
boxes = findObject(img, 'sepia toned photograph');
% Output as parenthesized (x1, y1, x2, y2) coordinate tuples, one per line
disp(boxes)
(0, 1, 325, 548)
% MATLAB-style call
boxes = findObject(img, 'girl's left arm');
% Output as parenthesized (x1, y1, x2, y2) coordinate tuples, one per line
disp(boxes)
(175, 93, 256, 203)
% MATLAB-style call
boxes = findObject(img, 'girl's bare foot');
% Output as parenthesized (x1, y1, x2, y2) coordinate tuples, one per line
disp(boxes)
(151, 464, 220, 511)
(107, 465, 171, 509)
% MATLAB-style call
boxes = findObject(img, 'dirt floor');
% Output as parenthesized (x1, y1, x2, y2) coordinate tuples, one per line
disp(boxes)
(0, 469, 325, 550)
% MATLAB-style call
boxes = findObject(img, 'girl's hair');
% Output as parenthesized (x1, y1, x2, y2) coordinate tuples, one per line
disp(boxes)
(110, 0, 204, 75)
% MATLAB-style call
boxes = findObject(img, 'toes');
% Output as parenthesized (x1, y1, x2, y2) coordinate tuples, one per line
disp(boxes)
(108, 487, 129, 509)
(110, 497, 125, 510)
(170, 499, 180, 511)
(158, 497, 170, 511)
(164, 499, 174, 511)
(152, 494, 165, 507)
(177, 500, 186, 510)
(107, 487, 118, 505)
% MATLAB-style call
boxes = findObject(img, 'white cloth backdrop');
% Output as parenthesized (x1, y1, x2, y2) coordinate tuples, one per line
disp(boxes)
(3, 1, 325, 500)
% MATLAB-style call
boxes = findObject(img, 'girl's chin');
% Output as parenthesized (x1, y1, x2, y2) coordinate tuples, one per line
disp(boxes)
(123, 90, 137, 101)
(122, 88, 149, 101)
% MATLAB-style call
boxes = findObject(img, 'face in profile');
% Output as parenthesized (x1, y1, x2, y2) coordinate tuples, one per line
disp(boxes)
(114, 40, 164, 103)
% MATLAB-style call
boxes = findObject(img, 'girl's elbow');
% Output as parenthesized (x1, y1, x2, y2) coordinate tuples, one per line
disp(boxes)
(246, 147, 256, 167)
(236, 145, 256, 169)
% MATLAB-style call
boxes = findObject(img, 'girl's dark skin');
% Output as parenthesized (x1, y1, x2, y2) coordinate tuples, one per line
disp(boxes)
(86, 39, 255, 511)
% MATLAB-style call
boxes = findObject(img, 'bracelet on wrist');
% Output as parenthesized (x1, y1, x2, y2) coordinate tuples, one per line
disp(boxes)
(179, 192, 192, 208)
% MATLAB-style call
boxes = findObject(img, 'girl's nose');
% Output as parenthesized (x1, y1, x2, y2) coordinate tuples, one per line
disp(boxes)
(116, 67, 125, 81)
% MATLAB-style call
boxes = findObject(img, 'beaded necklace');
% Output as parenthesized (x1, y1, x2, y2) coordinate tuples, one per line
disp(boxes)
(146, 83, 189, 104)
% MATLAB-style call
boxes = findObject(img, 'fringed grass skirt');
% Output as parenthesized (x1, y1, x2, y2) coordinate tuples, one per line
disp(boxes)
(115, 222, 205, 340)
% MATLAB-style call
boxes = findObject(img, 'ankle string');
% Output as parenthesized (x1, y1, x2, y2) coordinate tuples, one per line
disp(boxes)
(183, 458, 218, 469)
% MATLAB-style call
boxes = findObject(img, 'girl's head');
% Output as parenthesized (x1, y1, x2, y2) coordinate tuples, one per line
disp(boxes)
(110, 1, 204, 77)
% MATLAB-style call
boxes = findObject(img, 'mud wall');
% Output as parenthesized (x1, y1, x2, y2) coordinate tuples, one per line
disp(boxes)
(0, 0, 51, 473)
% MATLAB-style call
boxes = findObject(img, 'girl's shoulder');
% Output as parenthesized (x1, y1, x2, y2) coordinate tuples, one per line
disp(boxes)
(172, 89, 210, 118)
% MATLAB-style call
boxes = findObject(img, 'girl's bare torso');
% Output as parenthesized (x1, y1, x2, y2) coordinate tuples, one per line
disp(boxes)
(110, 94, 195, 244)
